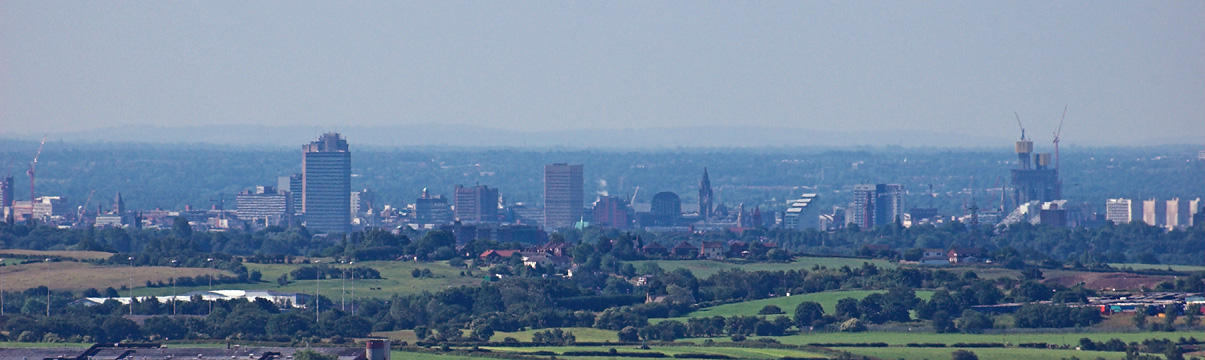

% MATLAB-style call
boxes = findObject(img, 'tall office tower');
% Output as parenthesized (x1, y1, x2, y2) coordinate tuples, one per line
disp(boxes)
(1142, 199, 1165, 227)
(278, 174, 303, 215)
(236, 186, 289, 226)
(699, 168, 714, 220)
(874, 184, 904, 226)
(543, 163, 583, 230)
(1105, 198, 1133, 224)
(1010, 136, 1060, 207)
(849, 184, 876, 229)
(302, 133, 351, 234)
(592, 195, 631, 229)
(1166, 198, 1183, 229)
(454, 184, 499, 222)
(414, 188, 451, 225)
(0, 176, 12, 208)
(650, 191, 682, 226)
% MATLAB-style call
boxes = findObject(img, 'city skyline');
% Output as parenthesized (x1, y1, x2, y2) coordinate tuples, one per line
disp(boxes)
(2, 1, 1203, 147)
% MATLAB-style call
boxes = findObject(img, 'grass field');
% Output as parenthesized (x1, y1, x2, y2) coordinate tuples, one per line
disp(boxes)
(0, 261, 232, 291)
(731, 330, 1203, 347)
(834, 346, 1146, 360)
(628, 257, 895, 278)
(136, 260, 482, 299)
(489, 327, 619, 343)
(0, 249, 115, 261)
(657, 289, 935, 323)
(481, 345, 832, 359)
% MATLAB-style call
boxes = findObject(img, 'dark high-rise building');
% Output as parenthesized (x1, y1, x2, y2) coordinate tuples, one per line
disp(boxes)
(848, 183, 904, 229)
(592, 195, 631, 229)
(278, 174, 303, 215)
(874, 184, 904, 225)
(543, 163, 583, 229)
(415, 188, 452, 225)
(849, 184, 876, 229)
(1010, 137, 1060, 207)
(302, 133, 351, 234)
(650, 191, 681, 226)
(1, 176, 13, 208)
(454, 184, 499, 222)
(699, 168, 713, 219)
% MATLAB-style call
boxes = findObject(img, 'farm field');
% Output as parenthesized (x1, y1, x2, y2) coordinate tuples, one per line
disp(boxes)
(391, 351, 480, 360)
(489, 327, 619, 343)
(725, 330, 1203, 347)
(658, 289, 935, 323)
(1110, 263, 1205, 272)
(834, 346, 1145, 360)
(0, 249, 115, 261)
(0, 261, 232, 291)
(136, 260, 482, 299)
(628, 256, 895, 278)
(480, 345, 833, 359)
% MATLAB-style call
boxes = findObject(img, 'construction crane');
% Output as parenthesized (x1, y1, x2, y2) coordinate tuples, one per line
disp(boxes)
(25, 136, 46, 221)
(630, 186, 640, 205)
(1014, 112, 1026, 140)
(1053, 105, 1067, 170)
(78, 189, 95, 221)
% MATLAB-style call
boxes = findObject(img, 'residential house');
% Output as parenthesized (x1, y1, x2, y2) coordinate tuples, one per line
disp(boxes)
(700, 241, 725, 260)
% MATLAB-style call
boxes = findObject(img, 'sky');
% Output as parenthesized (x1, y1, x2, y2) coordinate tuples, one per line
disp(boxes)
(1, 1, 1202, 146)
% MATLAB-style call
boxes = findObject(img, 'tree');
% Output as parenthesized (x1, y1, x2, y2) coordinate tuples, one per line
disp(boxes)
(1133, 307, 1148, 330)
(618, 326, 640, 342)
(957, 310, 992, 334)
(793, 301, 824, 328)
(172, 216, 192, 238)
(932, 311, 956, 333)
(758, 305, 784, 315)
(835, 298, 860, 319)
(951, 350, 979, 360)
(100, 316, 141, 342)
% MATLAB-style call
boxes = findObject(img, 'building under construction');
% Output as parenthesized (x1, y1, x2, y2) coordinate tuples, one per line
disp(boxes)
(1009, 114, 1061, 208)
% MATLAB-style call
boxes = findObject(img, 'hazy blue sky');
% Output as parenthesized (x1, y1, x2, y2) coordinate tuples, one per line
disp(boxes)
(2, 1, 1202, 146)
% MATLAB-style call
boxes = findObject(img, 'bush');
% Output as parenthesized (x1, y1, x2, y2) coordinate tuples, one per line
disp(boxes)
(758, 305, 784, 315)
(951, 350, 978, 360)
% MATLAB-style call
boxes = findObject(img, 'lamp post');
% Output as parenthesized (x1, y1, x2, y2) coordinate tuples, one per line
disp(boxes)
(340, 259, 346, 312)
(349, 260, 355, 315)
(44, 258, 50, 317)
(1, 257, 5, 316)
(206, 257, 214, 315)
(170, 259, 177, 315)
(314, 259, 321, 323)
(128, 256, 134, 316)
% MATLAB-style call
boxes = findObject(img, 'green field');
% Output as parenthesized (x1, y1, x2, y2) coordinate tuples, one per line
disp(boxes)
(1109, 263, 1205, 272)
(628, 256, 895, 278)
(481, 345, 832, 359)
(834, 346, 1148, 360)
(489, 327, 619, 342)
(730, 330, 1202, 347)
(135, 260, 483, 299)
(658, 289, 934, 323)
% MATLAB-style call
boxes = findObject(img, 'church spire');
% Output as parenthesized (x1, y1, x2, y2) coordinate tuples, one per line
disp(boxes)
(699, 168, 713, 220)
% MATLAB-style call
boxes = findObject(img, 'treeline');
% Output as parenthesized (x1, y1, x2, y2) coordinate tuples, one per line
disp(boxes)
(0, 297, 372, 343)
(564, 219, 1205, 267)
